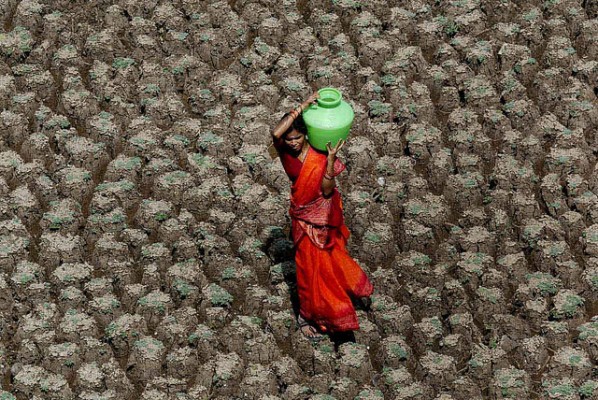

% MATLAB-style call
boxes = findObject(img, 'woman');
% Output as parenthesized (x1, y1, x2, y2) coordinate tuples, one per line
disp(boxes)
(270, 92, 374, 339)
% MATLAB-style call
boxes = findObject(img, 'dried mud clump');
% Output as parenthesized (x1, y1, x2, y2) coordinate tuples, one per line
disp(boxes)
(0, 0, 595, 398)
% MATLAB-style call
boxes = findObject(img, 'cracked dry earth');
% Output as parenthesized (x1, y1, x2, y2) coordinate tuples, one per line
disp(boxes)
(0, 0, 596, 399)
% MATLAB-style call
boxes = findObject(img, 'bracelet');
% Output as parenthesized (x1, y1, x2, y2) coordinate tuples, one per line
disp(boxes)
(324, 173, 334, 180)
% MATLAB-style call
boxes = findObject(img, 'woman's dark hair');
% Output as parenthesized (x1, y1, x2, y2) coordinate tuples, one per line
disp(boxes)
(281, 113, 308, 136)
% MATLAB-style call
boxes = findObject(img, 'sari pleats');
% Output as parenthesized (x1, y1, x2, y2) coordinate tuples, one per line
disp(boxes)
(295, 226, 374, 332)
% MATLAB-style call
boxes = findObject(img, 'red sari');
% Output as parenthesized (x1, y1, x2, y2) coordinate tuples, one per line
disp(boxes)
(276, 142, 374, 332)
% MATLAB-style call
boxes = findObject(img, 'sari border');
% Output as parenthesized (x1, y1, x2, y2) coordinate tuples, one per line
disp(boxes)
(353, 273, 374, 298)
(300, 308, 360, 332)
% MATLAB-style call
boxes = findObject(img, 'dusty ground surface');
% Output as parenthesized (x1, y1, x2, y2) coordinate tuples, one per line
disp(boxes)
(0, 0, 596, 399)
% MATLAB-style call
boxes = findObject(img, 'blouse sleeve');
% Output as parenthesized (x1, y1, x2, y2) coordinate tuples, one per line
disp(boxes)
(331, 158, 346, 177)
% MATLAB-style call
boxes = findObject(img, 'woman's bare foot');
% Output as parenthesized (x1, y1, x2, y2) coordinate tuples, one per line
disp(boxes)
(300, 324, 321, 338)
(298, 315, 322, 340)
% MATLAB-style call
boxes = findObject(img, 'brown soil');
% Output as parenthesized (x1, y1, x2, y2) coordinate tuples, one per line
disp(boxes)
(0, 0, 596, 399)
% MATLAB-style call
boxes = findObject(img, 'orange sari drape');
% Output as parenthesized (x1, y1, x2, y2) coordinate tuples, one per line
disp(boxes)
(283, 145, 373, 332)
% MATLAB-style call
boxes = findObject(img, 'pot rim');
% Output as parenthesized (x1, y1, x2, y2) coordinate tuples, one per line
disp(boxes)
(317, 87, 342, 108)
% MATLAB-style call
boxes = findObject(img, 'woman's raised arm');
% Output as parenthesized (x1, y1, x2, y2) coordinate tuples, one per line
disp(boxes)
(271, 92, 319, 140)
(321, 139, 346, 197)
(271, 112, 295, 141)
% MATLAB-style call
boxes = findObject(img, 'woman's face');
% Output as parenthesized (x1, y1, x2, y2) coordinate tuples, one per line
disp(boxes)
(284, 129, 305, 153)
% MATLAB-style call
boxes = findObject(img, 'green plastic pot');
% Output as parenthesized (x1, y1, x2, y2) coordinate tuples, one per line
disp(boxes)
(302, 87, 354, 152)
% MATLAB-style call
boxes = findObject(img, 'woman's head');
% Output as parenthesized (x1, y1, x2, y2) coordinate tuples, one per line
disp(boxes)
(282, 114, 307, 153)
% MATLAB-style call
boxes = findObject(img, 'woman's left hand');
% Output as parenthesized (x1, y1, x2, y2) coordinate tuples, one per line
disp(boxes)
(326, 139, 346, 160)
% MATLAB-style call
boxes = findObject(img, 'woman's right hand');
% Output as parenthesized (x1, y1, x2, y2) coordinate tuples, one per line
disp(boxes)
(302, 91, 319, 111)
